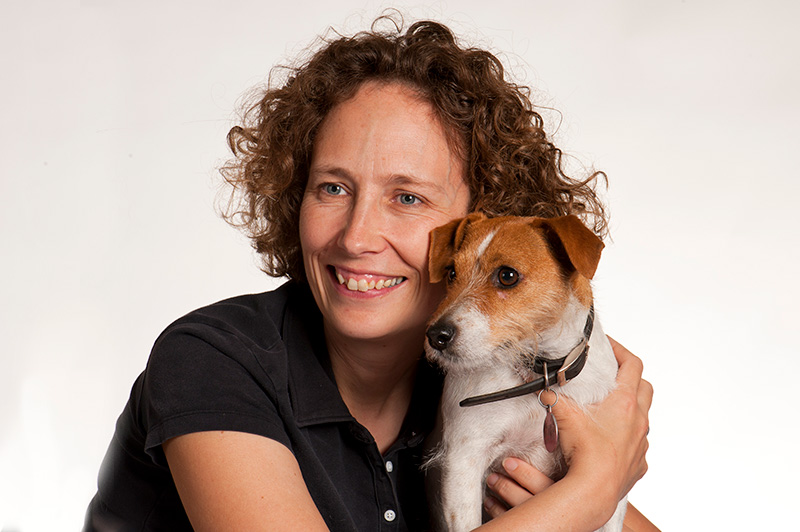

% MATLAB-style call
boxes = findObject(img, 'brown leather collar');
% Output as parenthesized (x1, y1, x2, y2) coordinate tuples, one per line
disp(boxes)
(459, 306, 594, 407)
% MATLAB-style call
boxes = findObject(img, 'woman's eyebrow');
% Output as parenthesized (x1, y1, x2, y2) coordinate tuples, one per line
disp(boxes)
(388, 173, 446, 193)
(308, 165, 353, 180)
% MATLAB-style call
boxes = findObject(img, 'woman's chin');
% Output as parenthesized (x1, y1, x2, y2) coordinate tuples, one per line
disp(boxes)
(323, 309, 425, 346)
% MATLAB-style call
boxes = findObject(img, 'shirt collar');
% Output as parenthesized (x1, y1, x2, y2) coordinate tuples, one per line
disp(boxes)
(282, 283, 353, 427)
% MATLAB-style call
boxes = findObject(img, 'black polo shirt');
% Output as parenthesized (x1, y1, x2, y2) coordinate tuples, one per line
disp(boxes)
(84, 282, 441, 531)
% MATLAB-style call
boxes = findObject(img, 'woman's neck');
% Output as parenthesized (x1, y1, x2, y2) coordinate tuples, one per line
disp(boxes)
(324, 322, 423, 453)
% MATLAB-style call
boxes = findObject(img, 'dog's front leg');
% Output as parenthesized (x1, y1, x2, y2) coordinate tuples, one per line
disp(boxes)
(438, 438, 491, 532)
(435, 383, 502, 532)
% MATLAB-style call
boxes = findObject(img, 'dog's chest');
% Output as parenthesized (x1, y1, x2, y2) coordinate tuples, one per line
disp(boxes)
(438, 374, 566, 478)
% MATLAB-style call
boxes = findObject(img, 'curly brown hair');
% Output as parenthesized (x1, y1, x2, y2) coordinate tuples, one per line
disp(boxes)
(220, 14, 607, 281)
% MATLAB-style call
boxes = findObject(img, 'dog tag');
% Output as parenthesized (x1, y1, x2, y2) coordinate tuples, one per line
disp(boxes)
(543, 407, 558, 453)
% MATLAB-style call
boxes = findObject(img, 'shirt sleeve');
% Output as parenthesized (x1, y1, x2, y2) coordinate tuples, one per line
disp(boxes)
(138, 320, 292, 461)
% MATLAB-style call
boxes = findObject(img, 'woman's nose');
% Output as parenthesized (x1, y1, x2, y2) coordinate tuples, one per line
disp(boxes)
(338, 199, 387, 256)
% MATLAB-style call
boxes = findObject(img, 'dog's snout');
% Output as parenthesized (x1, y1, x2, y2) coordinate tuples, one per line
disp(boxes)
(427, 322, 456, 351)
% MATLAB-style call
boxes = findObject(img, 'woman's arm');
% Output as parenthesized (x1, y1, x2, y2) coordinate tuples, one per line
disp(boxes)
(163, 431, 329, 532)
(623, 503, 660, 532)
(478, 337, 654, 531)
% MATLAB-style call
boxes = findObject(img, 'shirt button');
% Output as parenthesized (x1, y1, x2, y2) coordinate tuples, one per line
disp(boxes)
(385, 460, 394, 473)
(384, 509, 396, 522)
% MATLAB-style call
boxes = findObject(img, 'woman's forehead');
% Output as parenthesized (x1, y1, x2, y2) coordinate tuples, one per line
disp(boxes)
(310, 82, 467, 191)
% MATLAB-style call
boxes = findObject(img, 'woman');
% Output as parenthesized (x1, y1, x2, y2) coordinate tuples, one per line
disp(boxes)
(85, 16, 653, 531)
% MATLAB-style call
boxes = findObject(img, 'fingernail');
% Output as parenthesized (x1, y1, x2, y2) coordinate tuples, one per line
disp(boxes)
(503, 457, 518, 472)
(484, 497, 495, 510)
(486, 473, 499, 486)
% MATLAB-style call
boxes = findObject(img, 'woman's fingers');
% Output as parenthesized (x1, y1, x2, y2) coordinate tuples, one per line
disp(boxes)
(501, 458, 554, 494)
(639, 378, 654, 411)
(608, 336, 643, 386)
(608, 336, 653, 435)
(484, 457, 555, 515)
(483, 494, 507, 519)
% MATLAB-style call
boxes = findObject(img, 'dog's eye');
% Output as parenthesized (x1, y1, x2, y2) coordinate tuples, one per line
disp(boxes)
(496, 267, 519, 287)
(446, 266, 456, 283)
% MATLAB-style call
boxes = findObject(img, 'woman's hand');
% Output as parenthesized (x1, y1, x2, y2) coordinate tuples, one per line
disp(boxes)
(481, 337, 653, 530)
(554, 337, 652, 505)
(485, 457, 659, 531)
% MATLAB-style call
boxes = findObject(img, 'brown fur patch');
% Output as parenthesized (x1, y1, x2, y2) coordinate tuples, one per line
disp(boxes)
(570, 275, 594, 307)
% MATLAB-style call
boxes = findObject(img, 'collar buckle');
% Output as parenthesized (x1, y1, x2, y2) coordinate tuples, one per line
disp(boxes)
(557, 338, 587, 387)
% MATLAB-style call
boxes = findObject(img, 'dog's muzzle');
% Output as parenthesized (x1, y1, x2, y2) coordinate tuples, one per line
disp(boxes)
(426, 321, 455, 351)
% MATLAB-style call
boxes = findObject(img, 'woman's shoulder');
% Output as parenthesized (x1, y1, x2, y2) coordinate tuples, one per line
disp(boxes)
(154, 281, 315, 356)
(132, 282, 320, 453)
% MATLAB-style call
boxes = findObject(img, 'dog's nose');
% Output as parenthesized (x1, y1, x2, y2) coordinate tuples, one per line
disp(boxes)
(426, 323, 456, 351)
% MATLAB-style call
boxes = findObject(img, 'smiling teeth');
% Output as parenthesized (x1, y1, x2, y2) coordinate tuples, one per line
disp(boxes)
(337, 272, 404, 292)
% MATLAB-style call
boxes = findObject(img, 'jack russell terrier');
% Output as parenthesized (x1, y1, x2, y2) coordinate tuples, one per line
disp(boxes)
(424, 213, 626, 532)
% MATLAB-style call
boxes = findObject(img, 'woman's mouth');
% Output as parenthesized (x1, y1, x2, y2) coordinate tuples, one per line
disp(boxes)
(330, 267, 406, 293)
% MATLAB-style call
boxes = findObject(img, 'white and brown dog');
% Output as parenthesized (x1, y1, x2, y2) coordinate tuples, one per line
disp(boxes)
(424, 213, 626, 532)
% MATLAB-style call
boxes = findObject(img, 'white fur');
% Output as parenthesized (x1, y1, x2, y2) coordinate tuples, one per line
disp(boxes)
(474, 230, 497, 260)
(427, 294, 626, 531)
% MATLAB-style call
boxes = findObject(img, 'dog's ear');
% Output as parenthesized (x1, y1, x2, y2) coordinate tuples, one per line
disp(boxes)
(428, 212, 485, 282)
(538, 215, 604, 280)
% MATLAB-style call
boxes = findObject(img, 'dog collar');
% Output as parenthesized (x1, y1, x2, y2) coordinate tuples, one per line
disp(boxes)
(459, 306, 594, 408)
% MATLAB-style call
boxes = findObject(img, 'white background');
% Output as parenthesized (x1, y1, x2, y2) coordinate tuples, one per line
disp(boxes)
(2, 1, 798, 530)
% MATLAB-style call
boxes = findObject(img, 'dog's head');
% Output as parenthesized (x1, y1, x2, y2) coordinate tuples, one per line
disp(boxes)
(425, 213, 604, 371)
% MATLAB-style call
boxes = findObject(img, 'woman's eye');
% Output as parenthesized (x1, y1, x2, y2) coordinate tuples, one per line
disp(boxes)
(398, 193, 420, 205)
(323, 184, 345, 195)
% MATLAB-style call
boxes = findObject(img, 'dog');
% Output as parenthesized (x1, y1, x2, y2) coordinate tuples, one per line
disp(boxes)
(424, 213, 626, 532)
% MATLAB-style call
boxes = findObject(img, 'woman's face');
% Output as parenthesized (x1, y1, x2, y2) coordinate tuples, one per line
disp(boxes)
(299, 81, 470, 345)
